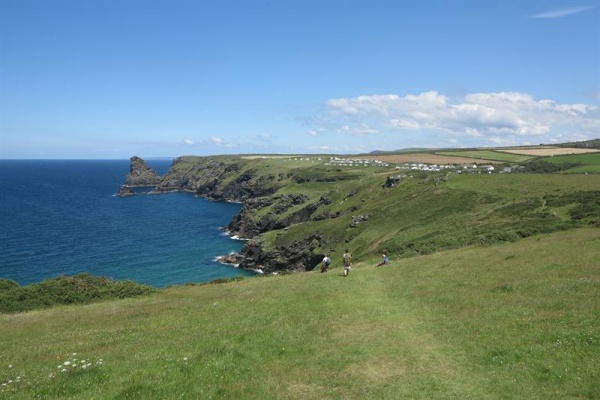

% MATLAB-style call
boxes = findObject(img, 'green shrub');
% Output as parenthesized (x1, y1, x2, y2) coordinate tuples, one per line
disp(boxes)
(569, 191, 600, 220)
(0, 279, 18, 291)
(520, 160, 582, 173)
(0, 273, 156, 314)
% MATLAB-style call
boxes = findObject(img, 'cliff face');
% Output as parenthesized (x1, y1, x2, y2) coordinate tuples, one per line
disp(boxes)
(227, 193, 311, 238)
(118, 155, 356, 274)
(239, 233, 324, 274)
(155, 157, 281, 201)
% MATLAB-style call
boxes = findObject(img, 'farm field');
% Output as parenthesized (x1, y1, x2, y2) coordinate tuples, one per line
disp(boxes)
(357, 153, 500, 164)
(496, 147, 600, 156)
(436, 150, 532, 163)
(539, 152, 600, 173)
(545, 152, 600, 165)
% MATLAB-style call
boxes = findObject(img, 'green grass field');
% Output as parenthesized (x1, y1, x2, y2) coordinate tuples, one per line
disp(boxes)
(544, 153, 600, 173)
(545, 153, 600, 165)
(435, 150, 533, 163)
(1, 228, 599, 399)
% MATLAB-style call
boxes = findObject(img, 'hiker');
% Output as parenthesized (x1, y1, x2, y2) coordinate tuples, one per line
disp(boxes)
(377, 251, 389, 267)
(320, 254, 331, 273)
(342, 249, 352, 277)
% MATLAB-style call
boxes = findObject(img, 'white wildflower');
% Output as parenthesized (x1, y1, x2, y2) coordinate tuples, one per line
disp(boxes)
(63, 361, 71, 366)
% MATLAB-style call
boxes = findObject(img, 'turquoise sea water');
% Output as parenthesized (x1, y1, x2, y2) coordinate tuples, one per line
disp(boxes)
(0, 160, 253, 287)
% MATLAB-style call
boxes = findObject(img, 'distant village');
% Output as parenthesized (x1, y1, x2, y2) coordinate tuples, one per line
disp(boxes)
(286, 156, 519, 174)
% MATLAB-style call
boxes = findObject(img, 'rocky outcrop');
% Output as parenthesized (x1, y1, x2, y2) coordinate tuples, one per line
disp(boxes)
(155, 158, 281, 201)
(227, 194, 324, 239)
(156, 157, 237, 194)
(124, 156, 162, 187)
(217, 252, 244, 265)
(382, 176, 403, 188)
(350, 214, 369, 227)
(117, 156, 163, 196)
(227, 196, 279, 238)
(239, 234, 325, 273)
(117, 186, 135, 196)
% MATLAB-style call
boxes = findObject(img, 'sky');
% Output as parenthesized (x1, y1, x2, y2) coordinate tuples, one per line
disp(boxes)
(0, 0, 599, 159)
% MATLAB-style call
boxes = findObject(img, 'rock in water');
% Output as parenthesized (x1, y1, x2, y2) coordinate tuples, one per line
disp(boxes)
(124, 156, 162, 186)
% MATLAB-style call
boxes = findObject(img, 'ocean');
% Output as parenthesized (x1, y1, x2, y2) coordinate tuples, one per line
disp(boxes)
(0, 159, 254, 288)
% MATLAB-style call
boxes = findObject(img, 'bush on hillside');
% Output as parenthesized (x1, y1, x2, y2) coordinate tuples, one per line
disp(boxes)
(0, 279, 19, 291)
(520, 160, 582, 173)
(544, 190, 600, 222)
(0, 273, 156, 314)
(556, 139, 600, 149)
(569, 192, 600, 221)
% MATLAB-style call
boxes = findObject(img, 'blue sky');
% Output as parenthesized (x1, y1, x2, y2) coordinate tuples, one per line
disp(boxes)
(1, 0, 598, 159)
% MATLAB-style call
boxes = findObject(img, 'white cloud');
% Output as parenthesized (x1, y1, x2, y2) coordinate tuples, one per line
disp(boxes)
(335, 123, 379, 136)
(320, 91, 599, 146)
(529, 6, 594, 19)
(247, 133, 274, 144)
(308, 145, 334, 152)
(210, 137, 227, 146)
(184, 139, 194, 145)
(208, 134, 275, 149)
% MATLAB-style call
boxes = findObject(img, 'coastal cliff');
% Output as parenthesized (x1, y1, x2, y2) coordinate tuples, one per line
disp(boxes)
(119, 154, 600, 276)
(119, 155, 332, 273)
(154, 156, 281, 200)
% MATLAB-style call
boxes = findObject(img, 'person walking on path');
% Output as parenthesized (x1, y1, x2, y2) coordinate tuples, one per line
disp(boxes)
(321, 254, 331, 273)
(342, 249, 352, 277)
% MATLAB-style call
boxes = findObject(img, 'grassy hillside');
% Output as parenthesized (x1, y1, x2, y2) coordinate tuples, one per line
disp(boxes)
(1, 228, 598, 399)
(229, 156, 599, 271)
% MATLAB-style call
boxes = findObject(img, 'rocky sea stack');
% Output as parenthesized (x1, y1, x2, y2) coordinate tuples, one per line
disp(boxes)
(117, 156, 163, 196)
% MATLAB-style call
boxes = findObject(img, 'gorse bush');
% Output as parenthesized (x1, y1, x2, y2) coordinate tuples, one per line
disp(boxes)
(0, 273, 156, 314)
